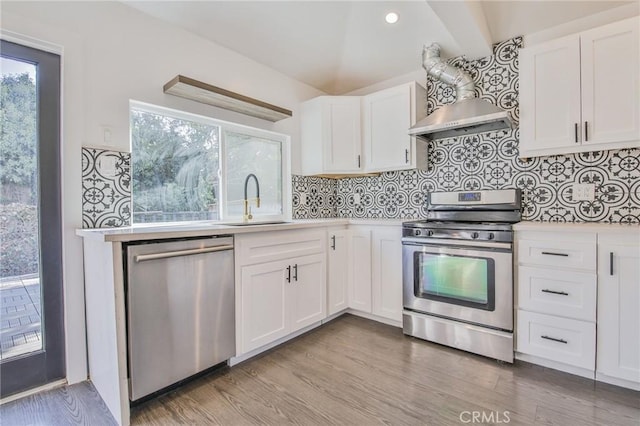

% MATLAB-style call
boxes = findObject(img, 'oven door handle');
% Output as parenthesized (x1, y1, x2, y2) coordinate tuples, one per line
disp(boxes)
(401, 237, 512, 250)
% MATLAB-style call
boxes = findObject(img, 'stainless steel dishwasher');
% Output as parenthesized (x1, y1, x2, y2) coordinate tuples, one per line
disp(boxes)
(125, 235, 235, 401)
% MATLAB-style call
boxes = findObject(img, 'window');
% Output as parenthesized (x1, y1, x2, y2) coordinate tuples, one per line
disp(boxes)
(131, 102, 290, 224)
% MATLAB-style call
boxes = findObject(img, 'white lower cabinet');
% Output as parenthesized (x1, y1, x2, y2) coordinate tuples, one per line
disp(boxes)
(345, 225, 403, 324)
(517, 310, 595, 370)
(327, 228, 349, 315)
(371, 227, 403, 322)
(348, 227, 372, 312)
(518, 266, 596, 322)
(289, 254, 327, 331)
(515, 229, 597, 376)
(240, 259, 290, 352)
(236, 230, 326, 355)
(596, 234, 640, 389)
(516, 226, 640, 390)
(240, 253, 326, 353)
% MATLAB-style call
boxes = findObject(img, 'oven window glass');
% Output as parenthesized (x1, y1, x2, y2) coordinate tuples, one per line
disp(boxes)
(415, 252, 495, 310)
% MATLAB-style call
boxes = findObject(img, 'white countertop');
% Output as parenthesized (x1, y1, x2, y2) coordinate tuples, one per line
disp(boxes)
(514, 221, 640, 233)
(76, 218, 406, 242)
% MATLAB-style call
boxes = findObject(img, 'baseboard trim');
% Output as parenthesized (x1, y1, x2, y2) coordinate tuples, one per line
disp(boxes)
(0, 378, 67, 405)
(596, 372, 640, 391)
(515, 352, 595, 379)
(229, 321, 323, 366)
(347, 309, 402, 328)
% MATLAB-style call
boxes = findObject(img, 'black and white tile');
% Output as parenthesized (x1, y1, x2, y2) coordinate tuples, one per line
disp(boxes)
(82, 147, 131, 228)
(291, 175, 338, 219)
(326, 37, 640, 223)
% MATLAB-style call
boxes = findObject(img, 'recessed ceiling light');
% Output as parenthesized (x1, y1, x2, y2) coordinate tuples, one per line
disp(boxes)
(385, 12, 399, 24)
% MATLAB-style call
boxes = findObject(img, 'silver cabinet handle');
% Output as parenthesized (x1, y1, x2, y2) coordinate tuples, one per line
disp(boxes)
(293, 264, 298, 281)
(574, 123, 578, 143)
(541, 289, 569, 296)
(405, 149, 409, 163)
(134, 244, 233, 262)
(286, 265, 291, 283)
(541, 251, 569, 257)
(357, 154, 361, 168)
(331, 235, 336, 250)
(541, 335, 567, 344)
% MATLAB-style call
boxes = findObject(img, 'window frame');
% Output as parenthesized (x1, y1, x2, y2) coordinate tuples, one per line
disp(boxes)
(130, 100, 292, 225)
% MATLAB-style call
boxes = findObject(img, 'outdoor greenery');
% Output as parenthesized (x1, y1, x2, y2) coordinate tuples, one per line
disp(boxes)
(1, 73, 37, 204)
(131, 109, 220, 222)
(1, 72, 39, 277)
(0, 203, 38, 277)
(131, 109, 284, 222)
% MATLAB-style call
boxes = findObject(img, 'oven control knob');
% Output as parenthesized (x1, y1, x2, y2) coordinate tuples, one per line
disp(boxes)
(488, 233, 495, 240)
(471, 232, 479, 239)
(414, 229, 422, 236)
(427, 230, 434, 237)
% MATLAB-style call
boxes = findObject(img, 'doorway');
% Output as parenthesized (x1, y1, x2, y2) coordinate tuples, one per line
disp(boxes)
(0, 39, 64, 397)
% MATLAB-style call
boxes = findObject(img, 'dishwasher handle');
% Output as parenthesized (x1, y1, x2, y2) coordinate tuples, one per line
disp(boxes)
(134, 244, 234, 262)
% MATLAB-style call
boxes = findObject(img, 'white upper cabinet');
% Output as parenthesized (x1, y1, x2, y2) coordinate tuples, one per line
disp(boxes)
(300, 82, 427, 176)
(519, 17, 640, 158)
(520, 35, 582, 153)
(362, 82, 427, 173)
(300, 96, 362, 175)
(581, 19, 640, 146)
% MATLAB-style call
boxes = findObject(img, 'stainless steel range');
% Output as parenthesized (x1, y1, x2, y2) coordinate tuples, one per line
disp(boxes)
(402, 189, 521, 362)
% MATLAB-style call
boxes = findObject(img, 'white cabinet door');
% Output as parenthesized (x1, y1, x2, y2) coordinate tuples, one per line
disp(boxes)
(581, 18, 640, 146)
(519, 35, 582, 155)
(519, 17, 640, 158)
(300, 96, 361, 175)
(240, 259, 290, 353)
(371, 227, 403, 322)
(327, 229, 349, 315)
(348, 227, 372, 313)
(290, 254, 326, 332)
(362, 82, 427, 172)
(597, 238, 640, 385)
(324, 97, 362, 172)
(363, 84, 411, 171)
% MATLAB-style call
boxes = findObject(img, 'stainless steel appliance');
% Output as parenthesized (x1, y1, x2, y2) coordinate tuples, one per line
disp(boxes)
(402, 189, 521, 362)
(125, 236, 235, 401)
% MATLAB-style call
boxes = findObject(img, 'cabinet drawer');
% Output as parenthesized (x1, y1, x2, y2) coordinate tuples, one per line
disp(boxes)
(517, 310, 595, 370)
(236, 229, 325, 266)
(518, 266, 596, 321)
(518, 235, 596, 271)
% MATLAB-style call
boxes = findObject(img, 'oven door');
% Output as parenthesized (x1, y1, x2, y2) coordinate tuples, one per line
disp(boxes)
(402, 238, 513, 331)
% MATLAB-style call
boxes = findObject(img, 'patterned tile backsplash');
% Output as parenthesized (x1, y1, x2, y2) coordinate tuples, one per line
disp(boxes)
(82, 147, 131, 228)
(292, 36, 640, 223)
(81, 37, 638, 227)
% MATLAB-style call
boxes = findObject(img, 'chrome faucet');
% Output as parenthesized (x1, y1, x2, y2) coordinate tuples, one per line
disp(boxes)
(243, 173, 261, 221)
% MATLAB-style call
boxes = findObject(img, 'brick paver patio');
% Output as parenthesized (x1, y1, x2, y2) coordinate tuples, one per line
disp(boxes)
(0, 274, 42, 360)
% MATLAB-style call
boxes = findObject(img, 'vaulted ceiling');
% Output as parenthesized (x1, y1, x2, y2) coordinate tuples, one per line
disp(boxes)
(123, 1, 634, 94)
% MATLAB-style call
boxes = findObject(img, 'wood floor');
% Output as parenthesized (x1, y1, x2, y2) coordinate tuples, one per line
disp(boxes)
(2, 314, 639, 425)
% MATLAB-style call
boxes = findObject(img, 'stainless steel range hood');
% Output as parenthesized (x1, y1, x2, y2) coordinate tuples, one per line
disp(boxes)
(409, 43, 512, 141)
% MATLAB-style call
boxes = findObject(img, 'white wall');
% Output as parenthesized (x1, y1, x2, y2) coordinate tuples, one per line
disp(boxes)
(1, 0, 324, 385)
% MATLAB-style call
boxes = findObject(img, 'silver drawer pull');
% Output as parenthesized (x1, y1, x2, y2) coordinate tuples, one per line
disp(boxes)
(541, 289, 569, 296)
(541, 251, 569, 257)
(541, 335, 568, 344)
(134, 245, 234, 262)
